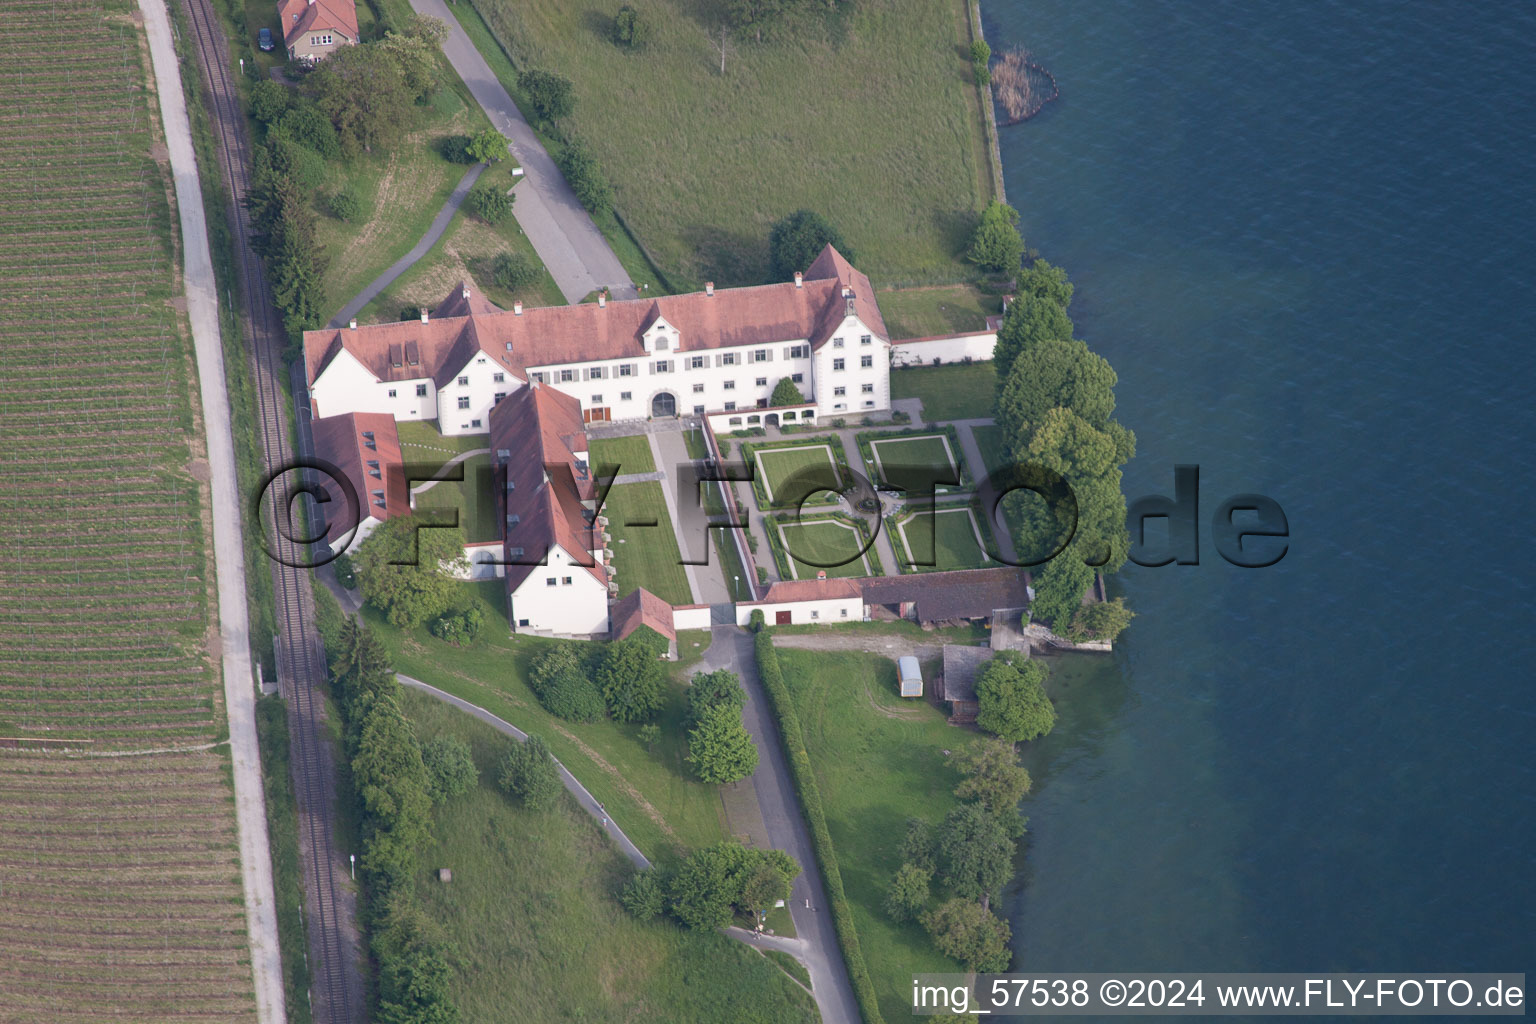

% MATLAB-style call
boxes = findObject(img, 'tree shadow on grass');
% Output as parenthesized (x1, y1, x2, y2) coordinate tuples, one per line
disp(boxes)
(679, 224, 770, 288)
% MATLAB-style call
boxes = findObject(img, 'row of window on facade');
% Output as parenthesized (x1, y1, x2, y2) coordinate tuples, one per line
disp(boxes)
(310, 33, 334, 45)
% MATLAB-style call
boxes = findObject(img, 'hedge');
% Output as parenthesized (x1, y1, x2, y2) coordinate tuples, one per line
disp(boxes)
(753, 631, 886, 1024)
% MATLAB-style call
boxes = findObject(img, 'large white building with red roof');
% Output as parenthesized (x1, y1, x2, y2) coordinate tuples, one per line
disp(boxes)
(302, 245, 892, 434)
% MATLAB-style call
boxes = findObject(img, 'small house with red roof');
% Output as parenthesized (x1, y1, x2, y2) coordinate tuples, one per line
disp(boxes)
(277, 0, 358, 62)
(309, 411, 406, 554)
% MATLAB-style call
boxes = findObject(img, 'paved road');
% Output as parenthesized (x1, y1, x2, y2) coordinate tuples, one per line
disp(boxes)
(329, 164, 484, 327)
(396, 675, 651, 869)
(410, 0, 637, 303)
(702, 625, 861, 1024)
(139, 2, 284, 1020)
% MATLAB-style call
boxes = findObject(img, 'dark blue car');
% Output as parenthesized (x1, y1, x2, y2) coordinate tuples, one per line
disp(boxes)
(258, 27, 274, 52)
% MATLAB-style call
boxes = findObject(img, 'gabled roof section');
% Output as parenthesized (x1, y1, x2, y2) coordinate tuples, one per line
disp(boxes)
(491, 386, 603, 593)
(434, 281, 503, 321)
(860, 568, 1030, 623)
(751, 576, 864, 604)
(309, 411, 406, 544)
(302, 245, 889, 387)
(610, 587, 676, 643)
(278, 0, 358, 47)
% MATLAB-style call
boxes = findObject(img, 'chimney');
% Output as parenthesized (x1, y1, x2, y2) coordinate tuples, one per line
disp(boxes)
(794, 271, 802, 288)
(513, 301, 523, 315)
(348, 318, 357, 330)
(462, 284, 471, 300)
(816, 570, 827, 581)
(597, 290, 606, 308)
(419, 309, 429, 324)
(705, 281, 714, 296)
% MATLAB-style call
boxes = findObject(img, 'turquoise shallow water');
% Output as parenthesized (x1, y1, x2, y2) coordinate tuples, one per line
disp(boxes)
(983, 0, 1536, 973)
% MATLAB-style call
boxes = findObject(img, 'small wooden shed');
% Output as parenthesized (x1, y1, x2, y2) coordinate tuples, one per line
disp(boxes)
(897, 656, 923, 698)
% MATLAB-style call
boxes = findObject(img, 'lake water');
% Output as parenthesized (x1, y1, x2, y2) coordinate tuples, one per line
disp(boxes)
(982, 0, 1536, 974)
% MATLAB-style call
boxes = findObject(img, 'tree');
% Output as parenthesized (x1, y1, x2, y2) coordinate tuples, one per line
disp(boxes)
(922, 899, 1012, 973)
(770, 377, 806, 407)
(612, 4, 653, 50)
(667, 846, 737, 930)
(686, 668, 746, 728)
(498, 735, 563, 810)
(556, 143, 613, 215)
(517, 69, 575, 123)
(429, 603, 483, 645)
(900, 816, 937, 873)
(884, 862, 932, 922)
(378, 24, 444, 102)
(306, 43, 413, 155)
(491, 250, 537, 292)
(740, 861, 792, 922)
(352, 695, 434, 894)
(1015, 257, 1074, 311)
(529, 644, 606, 722)
(935, 804, 1015, 903)
(352, 515, 469, 629)
(686, 703, 759, 783)
(637, 723, 661, 751)
(276, 102, 341, 159)
(970, 38, 991, 85)
(329, 188, 362, 222)
(725, 0, 789, 42)
(249, 79, 291, 125)
(974, 653, 1055, 744)
(466, 181, 512, 225)
(466, 127, 510, 164)
(263, 131, 328, 190)
(966, 199, 1024, 274)
(991, 290, 1073, 382)
(621, 869, 666, 920)
(949, 739, 1032, 817)
(420, 735, 477, 804)
(769, 208, 853, 279)
(995, 338, 1119, 440)
(373, 900, 461, 1024)
(1069, 596, 1135, 642)
(596, 637, 667, 722)
(1030, 557, 1096, 633)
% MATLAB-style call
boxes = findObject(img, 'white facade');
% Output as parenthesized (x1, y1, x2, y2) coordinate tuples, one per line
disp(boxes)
(812, 313, 891, 418)
(735, 594, 866, 627)
(890, 330, 998, 368)
(508, 544, 610, 636)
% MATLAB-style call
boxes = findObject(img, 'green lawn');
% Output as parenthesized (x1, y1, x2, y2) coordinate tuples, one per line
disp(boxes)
(893, 504, 997, 572)
(868, 433, 963, 494)
(602, 482, 693, 605)
(362, 582, 728, 858)
(588, 434, 656, 475)
(890, 362, 997, 422)
(772, 648, 971, 1020)
(776, 518, 872, 580)
(467, 0, 994, 287)
(878, 284, 1003, 340)
(970, 422, 1010, 482)
(412, 453, 498, 544)
(401, 690, 818, 1023)
(395, 419, 490, 456)
(754, 443, 842, 506)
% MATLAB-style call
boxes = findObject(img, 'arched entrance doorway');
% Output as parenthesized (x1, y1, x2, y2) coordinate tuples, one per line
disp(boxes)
(651, 391, 677, 417)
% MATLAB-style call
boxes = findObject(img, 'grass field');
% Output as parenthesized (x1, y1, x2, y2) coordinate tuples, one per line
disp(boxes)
(892, 504, 998, 572)
(588, 433, 656, 475)
(401, 691, 819, 1023)
(868, 433, 964, 494)
(601, 482, 692, 605)
(358, 582, 730, 858)
(774, 517, 873, 580)
(412, 453, 499, 543)
(0, 3, 256, 1017)
(890, 361, 997, 422)
(772, 648, 972, 1020)
(395, 418, 490, 456)
(878, 283, 1004, 339)
(752, 442, 843, 506)
(469, 0, 994, 287)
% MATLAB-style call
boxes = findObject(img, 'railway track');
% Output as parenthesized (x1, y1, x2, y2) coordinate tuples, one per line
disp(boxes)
(174, 2, 363, 1021)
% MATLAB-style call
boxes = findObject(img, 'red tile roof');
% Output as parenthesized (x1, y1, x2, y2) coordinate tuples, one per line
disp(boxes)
(489, 385, 604, 593)
(278, 0, 358, 48)
(309, 411, 407, 545)
(304, 245, 885, 393)
(750, 576, 864, 604)
(861, 568, 1030, 623)
(610, 587, 676, 643)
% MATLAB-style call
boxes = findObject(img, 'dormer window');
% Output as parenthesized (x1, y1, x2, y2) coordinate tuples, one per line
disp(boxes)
(366, 460, 381, 479)
(371, 489, 386, 508)
(361, 430, 377, 451)
(654, 337, 669, 350)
